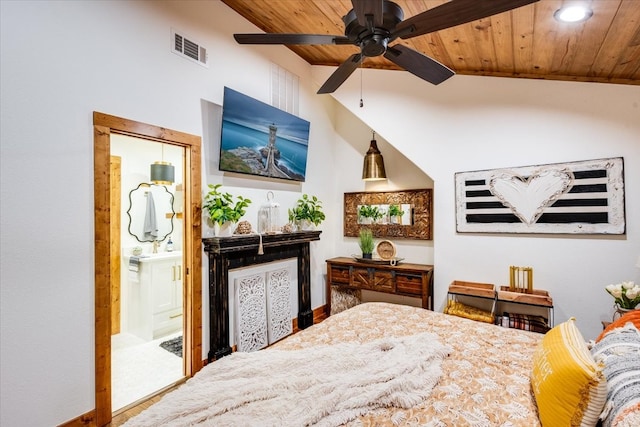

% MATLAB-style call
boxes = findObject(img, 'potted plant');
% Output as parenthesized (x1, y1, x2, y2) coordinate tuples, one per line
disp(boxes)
(203, 184, 252, 236)
(358, 228, 375, 259)
(388, 204, 405, 224)
(605, 281, 640, 317)
(288, 194, 325, 230)
(358, 205, 384, 224)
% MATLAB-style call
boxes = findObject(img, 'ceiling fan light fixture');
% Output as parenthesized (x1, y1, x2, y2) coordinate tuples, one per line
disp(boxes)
(554, 6, 593, 23)
(234, 0, 541, 94)
(362, 132, 387, 181)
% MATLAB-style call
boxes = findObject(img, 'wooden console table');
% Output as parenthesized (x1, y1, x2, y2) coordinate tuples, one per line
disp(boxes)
(203, 231, 321, 361)
(326, 257, 434, 315)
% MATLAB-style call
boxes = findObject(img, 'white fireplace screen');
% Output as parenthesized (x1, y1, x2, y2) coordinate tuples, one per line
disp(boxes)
(230, 260, 296, 352)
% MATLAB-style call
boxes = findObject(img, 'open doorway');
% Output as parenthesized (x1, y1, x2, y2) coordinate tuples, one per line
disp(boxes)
(110, 136, 184, 411)
(93, 112, 203, 426)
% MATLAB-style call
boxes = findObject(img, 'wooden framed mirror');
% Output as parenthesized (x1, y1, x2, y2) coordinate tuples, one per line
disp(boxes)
(344, 189, 433, 240)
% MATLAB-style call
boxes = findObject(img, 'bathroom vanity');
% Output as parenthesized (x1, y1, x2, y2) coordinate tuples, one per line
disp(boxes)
(126, 252, 183, 341)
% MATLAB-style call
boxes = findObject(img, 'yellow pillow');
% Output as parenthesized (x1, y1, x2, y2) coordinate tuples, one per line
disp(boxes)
(531, 317, 607, 427)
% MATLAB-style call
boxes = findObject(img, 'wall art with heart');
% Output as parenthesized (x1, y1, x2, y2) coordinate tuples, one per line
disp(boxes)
(455, 157, 625, 234)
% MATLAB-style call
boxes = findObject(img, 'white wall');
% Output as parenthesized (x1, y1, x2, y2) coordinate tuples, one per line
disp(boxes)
(0, 1, 337, 425)
(315, 65, 640, 340)
(2, 1, 639, 425)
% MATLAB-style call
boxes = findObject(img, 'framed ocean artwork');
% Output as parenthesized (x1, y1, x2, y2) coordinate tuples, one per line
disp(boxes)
(219, 87, 310, 182)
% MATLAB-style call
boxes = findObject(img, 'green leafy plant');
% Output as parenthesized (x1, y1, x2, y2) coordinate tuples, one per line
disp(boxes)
(388, 204, 405, 217)
(358, 228, 375, 255)
(358, 205, 384, 221)
(288, 194, 325, 226)
(203, 184, 252, 225)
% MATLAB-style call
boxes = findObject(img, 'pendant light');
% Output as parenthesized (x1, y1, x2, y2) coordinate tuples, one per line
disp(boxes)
(362, 131, 387, 181)
(150, 144, 175, 185)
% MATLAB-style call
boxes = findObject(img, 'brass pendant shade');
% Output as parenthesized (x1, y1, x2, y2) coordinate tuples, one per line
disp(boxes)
(362, 134, 387, 181)
(150, 161, 175, 185)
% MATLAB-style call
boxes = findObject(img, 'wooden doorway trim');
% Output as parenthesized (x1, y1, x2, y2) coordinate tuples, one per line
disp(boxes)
(93, 112, 202, 426)
(110, 156, 122, 335)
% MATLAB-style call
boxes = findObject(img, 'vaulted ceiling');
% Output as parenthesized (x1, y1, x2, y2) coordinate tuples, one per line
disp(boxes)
(221, 0, 640, 87)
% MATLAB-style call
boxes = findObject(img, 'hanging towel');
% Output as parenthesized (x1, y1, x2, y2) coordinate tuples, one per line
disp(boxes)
(143, 191, 158, 240)
(128, 256, 140, 282)
(128, 256, 140, 272)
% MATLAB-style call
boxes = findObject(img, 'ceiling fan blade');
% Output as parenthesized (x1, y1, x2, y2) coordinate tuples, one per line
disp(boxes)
(317, 53, 363, 94)
(352, 0, 384, 28)
(234, 33, 352, 45)
(394, 0, 539, 39)
(384, 45, 454, 85)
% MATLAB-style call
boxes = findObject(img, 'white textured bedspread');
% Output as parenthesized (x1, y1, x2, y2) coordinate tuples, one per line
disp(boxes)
(124, 330, 450, 427)
(275, 302, 544, 426)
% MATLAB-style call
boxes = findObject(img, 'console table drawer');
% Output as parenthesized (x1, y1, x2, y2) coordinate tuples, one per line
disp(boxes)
(329, 265, 350, 284)
(396, 274, 423, 296)
(372, 270, 395, 292)
(350, 268, 395, 292)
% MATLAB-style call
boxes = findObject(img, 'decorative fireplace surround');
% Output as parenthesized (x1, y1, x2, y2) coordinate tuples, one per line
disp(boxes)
(203, 231, 321, 361)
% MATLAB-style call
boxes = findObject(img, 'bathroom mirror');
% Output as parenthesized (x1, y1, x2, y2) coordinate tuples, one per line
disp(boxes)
(127, 183, 175, 243)
(344, 189, 432, 240)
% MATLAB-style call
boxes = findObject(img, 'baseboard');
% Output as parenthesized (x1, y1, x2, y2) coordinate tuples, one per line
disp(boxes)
(58, 409, 95, 426)
(293, 304, 327, 332)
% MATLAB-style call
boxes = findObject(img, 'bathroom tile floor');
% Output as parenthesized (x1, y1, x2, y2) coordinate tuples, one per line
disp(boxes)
(111, 331, 184, 412)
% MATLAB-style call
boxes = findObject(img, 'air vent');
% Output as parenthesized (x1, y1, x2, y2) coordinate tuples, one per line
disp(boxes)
(270, 63, 299, 115)
(172, 29, 208, 68)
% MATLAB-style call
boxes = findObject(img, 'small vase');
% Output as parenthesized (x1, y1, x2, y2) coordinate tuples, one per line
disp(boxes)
(613, 304, 638, 321)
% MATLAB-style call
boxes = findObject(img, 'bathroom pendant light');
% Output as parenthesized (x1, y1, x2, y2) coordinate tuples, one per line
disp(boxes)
(150, 161, 175, 185)
(362, 131, 387, 181)
(150, 144, 175, 185)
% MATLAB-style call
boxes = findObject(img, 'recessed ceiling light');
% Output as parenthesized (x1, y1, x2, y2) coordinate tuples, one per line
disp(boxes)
(554, 6, 593, 23)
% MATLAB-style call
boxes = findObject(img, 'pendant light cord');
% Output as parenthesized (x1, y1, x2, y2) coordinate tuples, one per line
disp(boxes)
(359, 55, 364, 108)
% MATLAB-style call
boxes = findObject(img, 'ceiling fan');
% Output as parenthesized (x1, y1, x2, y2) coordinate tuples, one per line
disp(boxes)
(234, 0, 539, 94)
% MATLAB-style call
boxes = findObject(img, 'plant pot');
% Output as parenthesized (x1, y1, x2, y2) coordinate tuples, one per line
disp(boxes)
(390, 216, 401, 225)
(362, 253, 372, 259)
(214, 221, 235, 237)
(613, 304, 639, 321)
(297, 219, 315, 231)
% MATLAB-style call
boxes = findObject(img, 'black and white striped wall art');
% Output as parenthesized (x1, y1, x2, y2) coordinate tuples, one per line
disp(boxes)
(455, 157, 625, 234)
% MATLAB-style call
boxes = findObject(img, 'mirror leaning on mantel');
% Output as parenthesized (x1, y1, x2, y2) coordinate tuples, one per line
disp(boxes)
(127, 182, 175, 242)
(344, 189, 433, 240)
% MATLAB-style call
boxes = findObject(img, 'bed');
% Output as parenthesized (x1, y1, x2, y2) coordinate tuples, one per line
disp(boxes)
(124, 302, 639, 427)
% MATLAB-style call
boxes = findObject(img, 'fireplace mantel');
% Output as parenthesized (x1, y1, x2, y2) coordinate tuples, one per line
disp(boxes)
(203, 230, 321, 361)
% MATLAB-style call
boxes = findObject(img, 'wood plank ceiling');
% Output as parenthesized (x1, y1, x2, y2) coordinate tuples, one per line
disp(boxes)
(221, 0, 640, 86)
